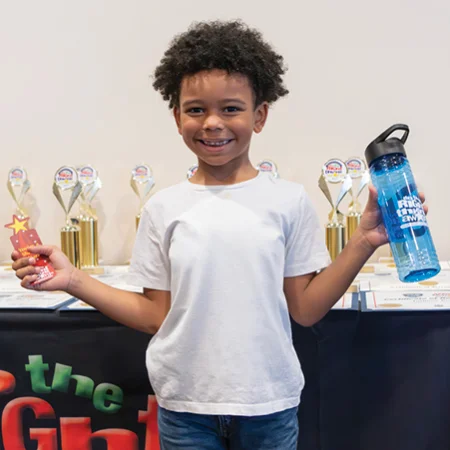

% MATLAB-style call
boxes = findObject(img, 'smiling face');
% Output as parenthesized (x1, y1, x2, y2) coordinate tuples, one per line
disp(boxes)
(174, 70, 268, 169)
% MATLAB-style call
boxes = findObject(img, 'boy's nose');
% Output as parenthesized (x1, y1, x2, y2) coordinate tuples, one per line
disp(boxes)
(202, 114, 224, 131)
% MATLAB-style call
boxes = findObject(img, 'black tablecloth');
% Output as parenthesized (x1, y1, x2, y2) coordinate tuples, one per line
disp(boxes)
(1, 308, 450, 449)
(305, 310, 450, 450)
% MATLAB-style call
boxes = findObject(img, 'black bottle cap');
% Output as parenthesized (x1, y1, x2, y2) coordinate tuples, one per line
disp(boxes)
(365, 124, 409, 167)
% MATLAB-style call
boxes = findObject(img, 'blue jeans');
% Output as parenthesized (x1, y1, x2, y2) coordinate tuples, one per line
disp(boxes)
(158, 406, 299, 449)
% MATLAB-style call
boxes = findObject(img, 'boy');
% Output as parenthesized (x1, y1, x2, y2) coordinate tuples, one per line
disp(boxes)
(12, 20, 426, 449)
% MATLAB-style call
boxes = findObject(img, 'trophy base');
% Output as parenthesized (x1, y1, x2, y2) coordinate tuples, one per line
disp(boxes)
(379, 257, 395, 264)
(360, 265, 375, 273)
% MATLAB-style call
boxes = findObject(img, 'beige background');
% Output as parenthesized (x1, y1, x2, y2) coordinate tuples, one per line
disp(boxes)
(1, 0, 449, 264)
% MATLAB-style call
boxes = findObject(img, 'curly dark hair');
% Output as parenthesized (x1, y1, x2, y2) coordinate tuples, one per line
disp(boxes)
(152, 20, 289, 109)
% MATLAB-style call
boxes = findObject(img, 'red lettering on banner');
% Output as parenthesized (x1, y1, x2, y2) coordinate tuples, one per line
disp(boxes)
(0, 370, 16, 395)
(60, 417, 138, 450)
(138, 396, 160, 450)
(2, 397, 56, 450)
(29, 429, 58, 450)
(0, 369, 160, 450)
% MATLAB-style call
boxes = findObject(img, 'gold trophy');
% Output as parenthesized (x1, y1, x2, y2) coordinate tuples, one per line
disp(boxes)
(256, 159, 279, 178)
(7, 167, 31, 220)
(131, 164, 155, 229)
(345, 158, 370, 240)
(187, 164, 198, 179)
(319, 159, 352, 261)
(53, 166, 82, 268)
(77, 165, 102, 271)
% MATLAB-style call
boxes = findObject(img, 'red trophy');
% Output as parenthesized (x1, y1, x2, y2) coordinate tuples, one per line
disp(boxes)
(4, 215, 56, 286)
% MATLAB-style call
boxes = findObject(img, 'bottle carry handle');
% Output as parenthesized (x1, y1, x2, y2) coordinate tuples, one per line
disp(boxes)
(372, 124, 409, 145)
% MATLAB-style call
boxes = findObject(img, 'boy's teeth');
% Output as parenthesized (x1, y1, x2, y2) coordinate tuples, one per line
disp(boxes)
(203, 140, 229, 146)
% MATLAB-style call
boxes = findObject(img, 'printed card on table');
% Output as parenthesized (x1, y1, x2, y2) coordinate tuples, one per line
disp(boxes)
(362, 291, 450, 311)
(359, 270, 450, 292)
(331, 293, 359, 310)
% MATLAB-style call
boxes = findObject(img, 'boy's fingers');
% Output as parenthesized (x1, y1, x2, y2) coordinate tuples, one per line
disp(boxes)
(28, 245, 55, 256)
(11, 257, 36, 272)
(16, 265, 39, 280)
(11, 250, 22, 262)
(21, 275, 38, 289)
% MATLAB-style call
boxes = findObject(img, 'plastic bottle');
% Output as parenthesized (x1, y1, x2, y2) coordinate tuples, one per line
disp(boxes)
(364, 124, 440, 282)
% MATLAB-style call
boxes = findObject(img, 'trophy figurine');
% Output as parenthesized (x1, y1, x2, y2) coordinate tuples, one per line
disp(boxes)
(53, 166, 82, 268)
(256, 159, 279, 178)
(7, 167, 31, 220)
(345, 157, 370, 241)
(319, 159, 352, 261)
(77, 165, 102, 270)
(131, 164, 155, 229)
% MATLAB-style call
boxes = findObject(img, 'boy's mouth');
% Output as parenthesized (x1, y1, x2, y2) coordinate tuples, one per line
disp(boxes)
(198, 139, 234, 152)
(198, 139, 233, 147)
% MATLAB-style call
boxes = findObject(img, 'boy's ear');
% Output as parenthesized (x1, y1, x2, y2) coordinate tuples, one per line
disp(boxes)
(253, 102, 269, 134)
(173, 107, 182, 135)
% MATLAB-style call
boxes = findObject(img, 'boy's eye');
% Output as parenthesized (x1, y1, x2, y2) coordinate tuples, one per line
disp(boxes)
(185, 106, 243, 114)
(224, 106, 241, 113)
(187, 107, 204, 114)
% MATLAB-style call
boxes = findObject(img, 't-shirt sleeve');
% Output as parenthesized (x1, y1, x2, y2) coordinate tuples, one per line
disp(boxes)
(127, 206, 171, 290)
(284, 187, 331, 277)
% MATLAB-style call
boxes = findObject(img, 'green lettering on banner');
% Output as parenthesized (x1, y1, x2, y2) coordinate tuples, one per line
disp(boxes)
(25, 355, 51, 394)
(24, 355, 125, 414)
(52, 363, 95, 398)
(93, 383, 123, 414)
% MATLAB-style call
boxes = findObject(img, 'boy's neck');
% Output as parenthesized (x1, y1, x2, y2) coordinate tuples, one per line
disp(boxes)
(190, 157, 258, 186)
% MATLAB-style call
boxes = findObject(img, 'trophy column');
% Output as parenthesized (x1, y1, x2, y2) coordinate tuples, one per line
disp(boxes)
(319, 159, 352, 261)
(77, 165, 102, 270)
(53, 166, 82, 268)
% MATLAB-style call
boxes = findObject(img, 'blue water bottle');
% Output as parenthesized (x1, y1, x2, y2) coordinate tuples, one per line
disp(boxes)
(364, 124, 440, 282)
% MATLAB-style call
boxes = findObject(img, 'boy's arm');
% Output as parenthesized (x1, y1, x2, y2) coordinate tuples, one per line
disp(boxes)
(284, 228, 373, 327)
(68, 269, 170, 334)
(12, 245, 170, 335)
(284, 186, 427, 327)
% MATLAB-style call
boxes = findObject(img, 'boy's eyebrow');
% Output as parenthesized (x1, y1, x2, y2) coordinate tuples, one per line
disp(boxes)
(181, 100, 203, 107)
(221, 98, 247, 104)
(182, 98, 247, 107)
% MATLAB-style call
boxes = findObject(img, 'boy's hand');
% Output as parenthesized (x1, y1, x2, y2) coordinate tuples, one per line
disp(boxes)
(11, 245, 76, 292)
(358, 185, 428, 251)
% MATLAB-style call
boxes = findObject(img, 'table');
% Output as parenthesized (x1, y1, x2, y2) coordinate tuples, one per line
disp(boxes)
(0, 310, 157, 450)
(304, 309, 450, 450)
(1, 307, 450, 449)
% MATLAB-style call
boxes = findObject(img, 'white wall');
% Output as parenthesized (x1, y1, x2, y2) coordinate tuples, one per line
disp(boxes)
(1, 0, 449, 264)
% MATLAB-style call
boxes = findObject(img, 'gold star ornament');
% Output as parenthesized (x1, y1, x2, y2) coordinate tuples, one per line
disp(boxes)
(4, 215, 30, 235)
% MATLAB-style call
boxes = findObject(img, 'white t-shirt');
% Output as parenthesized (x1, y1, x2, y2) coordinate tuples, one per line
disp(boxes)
(128, 171, 330, 416)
